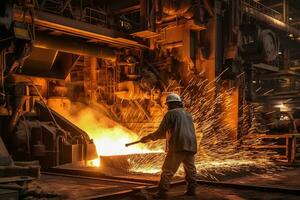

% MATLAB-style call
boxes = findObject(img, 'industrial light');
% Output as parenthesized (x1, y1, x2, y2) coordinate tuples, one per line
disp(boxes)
(280, 115, 290, 121)
(278, 51, 282, 55)
(275, 103, 289, 111)
(289, 33, 294, 37)
(252, 81, 256, 83)
(289, 17, 293, 20)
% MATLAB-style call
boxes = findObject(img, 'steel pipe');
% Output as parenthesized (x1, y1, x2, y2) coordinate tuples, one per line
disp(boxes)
(34, 32, 117, 61)
(243, 3, 300, 38)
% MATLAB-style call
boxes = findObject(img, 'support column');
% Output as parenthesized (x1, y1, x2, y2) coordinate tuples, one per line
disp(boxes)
(90, 56, 98, 103)
(283, 0, 290, 70)
(140, 0, 146, 29)
(283, 0, 289, 23)
(214, 0, 223, 74)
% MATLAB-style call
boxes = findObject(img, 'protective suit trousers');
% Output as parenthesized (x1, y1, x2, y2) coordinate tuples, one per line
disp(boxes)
(158, 151, 197, 191)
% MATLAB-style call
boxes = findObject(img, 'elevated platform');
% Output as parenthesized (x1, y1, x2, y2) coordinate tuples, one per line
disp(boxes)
(13, 8, 147, 49)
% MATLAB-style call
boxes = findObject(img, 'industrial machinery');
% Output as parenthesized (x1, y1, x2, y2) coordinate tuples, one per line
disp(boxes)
(0, 1, 100, 173)
(1, 1, 300, 195)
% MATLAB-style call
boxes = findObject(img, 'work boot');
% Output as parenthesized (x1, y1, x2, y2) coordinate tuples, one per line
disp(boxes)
(152, 190, 167, 199)
(184, 188, 196, 196)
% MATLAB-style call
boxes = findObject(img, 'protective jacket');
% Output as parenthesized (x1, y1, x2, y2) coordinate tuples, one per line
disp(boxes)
(146, 108, 197, 153)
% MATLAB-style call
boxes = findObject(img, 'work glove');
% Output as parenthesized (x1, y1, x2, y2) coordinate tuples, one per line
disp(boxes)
(140, 135, 151, 143)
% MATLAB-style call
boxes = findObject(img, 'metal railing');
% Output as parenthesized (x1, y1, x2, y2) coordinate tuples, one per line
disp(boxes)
(246, 133, 300, 164)
(242, 0, 283, 21)
(25, 0, 143, 34)
(82, 7, 107, 26)
(37, 1, 109, 26)
(39, 0, 63, 15)
(256, 84, 300, 96)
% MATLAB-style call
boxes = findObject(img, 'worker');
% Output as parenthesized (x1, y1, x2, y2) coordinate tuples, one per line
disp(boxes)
(140, 93, 198, 198)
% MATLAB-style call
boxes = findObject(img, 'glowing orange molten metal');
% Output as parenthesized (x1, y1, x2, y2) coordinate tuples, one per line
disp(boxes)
(51, 103, 162, 167)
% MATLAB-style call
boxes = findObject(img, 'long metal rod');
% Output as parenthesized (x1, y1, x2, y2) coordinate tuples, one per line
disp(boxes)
(125, 140, 141, 147)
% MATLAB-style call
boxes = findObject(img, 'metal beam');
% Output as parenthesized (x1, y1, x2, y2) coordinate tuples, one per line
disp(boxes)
(269, 3, 283, 9)
(290, 20, 300, 26)
(13, 8, 147, 49)
(60, 0, 72, 14)
(111, 4, 140, 15)
(34, 32, 117, 60)
(290, 65, 300, 70)
(262, 70, 300, 78)
(252, 63, 280, 72)
(242, 1, 300, 38)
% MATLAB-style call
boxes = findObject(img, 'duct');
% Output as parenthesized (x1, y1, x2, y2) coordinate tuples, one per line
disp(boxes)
(243, 4, 300, 38)
(34, 33, 117, 61)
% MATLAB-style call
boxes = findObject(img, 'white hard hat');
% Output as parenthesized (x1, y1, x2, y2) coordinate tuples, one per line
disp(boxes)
(166, 93, 182, 103)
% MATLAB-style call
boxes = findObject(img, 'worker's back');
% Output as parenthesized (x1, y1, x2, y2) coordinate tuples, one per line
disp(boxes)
(166, 108, 197, 153)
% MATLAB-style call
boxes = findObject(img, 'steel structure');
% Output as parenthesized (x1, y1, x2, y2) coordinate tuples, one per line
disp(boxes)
(1, 0, 300, 198)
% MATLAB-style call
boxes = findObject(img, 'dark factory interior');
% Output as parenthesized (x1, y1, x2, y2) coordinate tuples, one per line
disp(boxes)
(1, 0, 300, 199)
